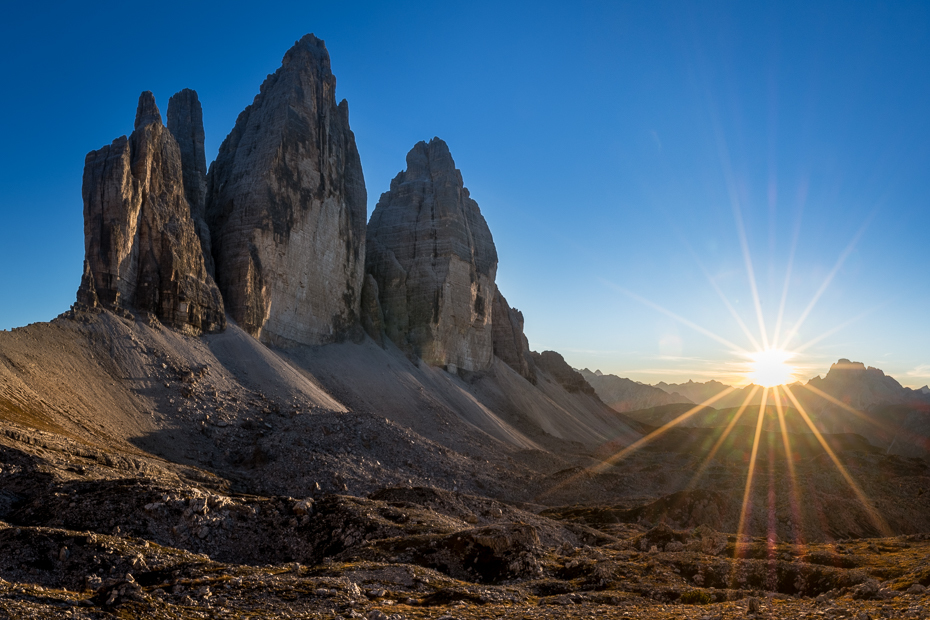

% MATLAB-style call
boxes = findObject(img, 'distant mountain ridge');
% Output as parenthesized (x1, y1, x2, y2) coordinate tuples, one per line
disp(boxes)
(588, 359, 930, 458)
(653, 379, 797, 409)
(578, 368, 692, 412)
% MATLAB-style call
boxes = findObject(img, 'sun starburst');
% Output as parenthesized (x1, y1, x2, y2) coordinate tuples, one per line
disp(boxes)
(745, 349, 797, 387)
(582, 175, 889, 548)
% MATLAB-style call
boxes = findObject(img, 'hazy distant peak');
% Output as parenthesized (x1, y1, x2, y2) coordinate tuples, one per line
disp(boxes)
(808, 357, 920, 410)
(830, 359, 867, 372)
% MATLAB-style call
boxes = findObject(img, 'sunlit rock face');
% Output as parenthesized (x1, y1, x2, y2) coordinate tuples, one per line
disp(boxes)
(79, 91, 225, 335)
(491, 290, 537, 383)
(206, 34, 367, 345)
(366, 138, 498, 371)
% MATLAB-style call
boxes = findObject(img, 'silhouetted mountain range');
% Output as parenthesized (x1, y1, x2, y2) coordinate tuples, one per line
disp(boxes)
(586, 359, 930, 458)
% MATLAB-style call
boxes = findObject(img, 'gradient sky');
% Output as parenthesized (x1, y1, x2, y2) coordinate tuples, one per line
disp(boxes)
(1, 1, 928, 387)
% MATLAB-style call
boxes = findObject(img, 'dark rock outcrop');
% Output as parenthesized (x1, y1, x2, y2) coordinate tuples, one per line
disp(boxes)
(75, 260, 99, 309)
(78, 91, 225, 335)
(531, 351, 595, 396)
(206, 34, 367, 346)
(167, 88, 213, 276)
(491, 290, 536, 383)
(359, 274, 384, 346)
(366, 138, 498, 371)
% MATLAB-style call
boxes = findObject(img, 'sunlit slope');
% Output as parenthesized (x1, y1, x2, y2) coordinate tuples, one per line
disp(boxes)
(0, 312, 345, 453)
(0, 310, 643, 475)
(280, 344, 643, 452)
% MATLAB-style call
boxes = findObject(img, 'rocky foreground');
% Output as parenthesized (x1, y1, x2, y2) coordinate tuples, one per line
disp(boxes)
(2, 423, 930, 620)
(2, 511, 930, 619)
(2, 337, 930, 620)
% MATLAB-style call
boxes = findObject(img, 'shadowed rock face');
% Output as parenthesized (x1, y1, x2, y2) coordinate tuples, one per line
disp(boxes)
(366, 138, 498, 371)
(532, 351, 596, 396)
(78, 91, 225, 335)
(359, 274, 384, 346)
(167, 88, 213, 277)
(206, 34, 367, 346)
(492, 290, 536, 383)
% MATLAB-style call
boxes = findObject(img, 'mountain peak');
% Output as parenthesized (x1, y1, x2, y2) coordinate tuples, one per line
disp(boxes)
(206, 32, 366, 345)
(366, 138, 497, 371)
(401, 137, 459, 184)
(134, 91, 162, 129)
(829, 359, 867, 373)
(281, 33, 331, 73)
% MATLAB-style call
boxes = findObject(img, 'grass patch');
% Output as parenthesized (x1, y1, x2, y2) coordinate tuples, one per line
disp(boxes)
(680, 590, 711, 605)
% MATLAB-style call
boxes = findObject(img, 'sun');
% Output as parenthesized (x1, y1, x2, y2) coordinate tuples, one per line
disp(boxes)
(746, 349, 797, 387)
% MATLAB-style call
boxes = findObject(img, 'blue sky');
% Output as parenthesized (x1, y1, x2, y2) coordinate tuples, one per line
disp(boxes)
(1, 1, 928, 387)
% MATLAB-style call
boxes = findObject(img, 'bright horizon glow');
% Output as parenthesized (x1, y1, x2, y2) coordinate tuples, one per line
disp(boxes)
(745, 349, 797, 388)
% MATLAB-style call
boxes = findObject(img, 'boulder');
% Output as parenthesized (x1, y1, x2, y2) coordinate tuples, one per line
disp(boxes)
(206, 34, 367, 345)
(366, 138, 498, 371)
(78, 91, 225, 335)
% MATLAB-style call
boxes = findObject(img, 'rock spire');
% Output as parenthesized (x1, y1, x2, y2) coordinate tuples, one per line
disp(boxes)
(366, 138, 498, 371)
(167, 88, 213, 276)
(78, 91, 225, 335)
(206, 34, 367, 346)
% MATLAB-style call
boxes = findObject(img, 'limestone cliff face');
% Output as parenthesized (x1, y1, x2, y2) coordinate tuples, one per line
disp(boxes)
(167, 88, 213, 276)
(206, 34, 367, 346)
(366, 138, 498, 371)
(78, 91, 225, 335)
(491, 290, 536, 383)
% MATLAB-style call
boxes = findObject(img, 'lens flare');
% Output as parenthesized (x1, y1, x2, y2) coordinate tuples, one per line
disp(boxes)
(746, 349, 796, 387)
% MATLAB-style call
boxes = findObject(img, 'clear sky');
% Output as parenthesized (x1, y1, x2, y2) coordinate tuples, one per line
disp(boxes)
(1, 1, 928, 387)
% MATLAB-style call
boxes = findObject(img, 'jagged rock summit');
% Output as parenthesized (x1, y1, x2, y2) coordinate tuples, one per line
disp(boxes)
(167, 88, 213, 277)
(207, 34, 367, 346)
(78, 91, 225, 335)
(366, 138, 498, 372)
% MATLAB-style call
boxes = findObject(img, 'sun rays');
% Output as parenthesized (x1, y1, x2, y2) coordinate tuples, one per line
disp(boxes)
(568, 181, 893, 551)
